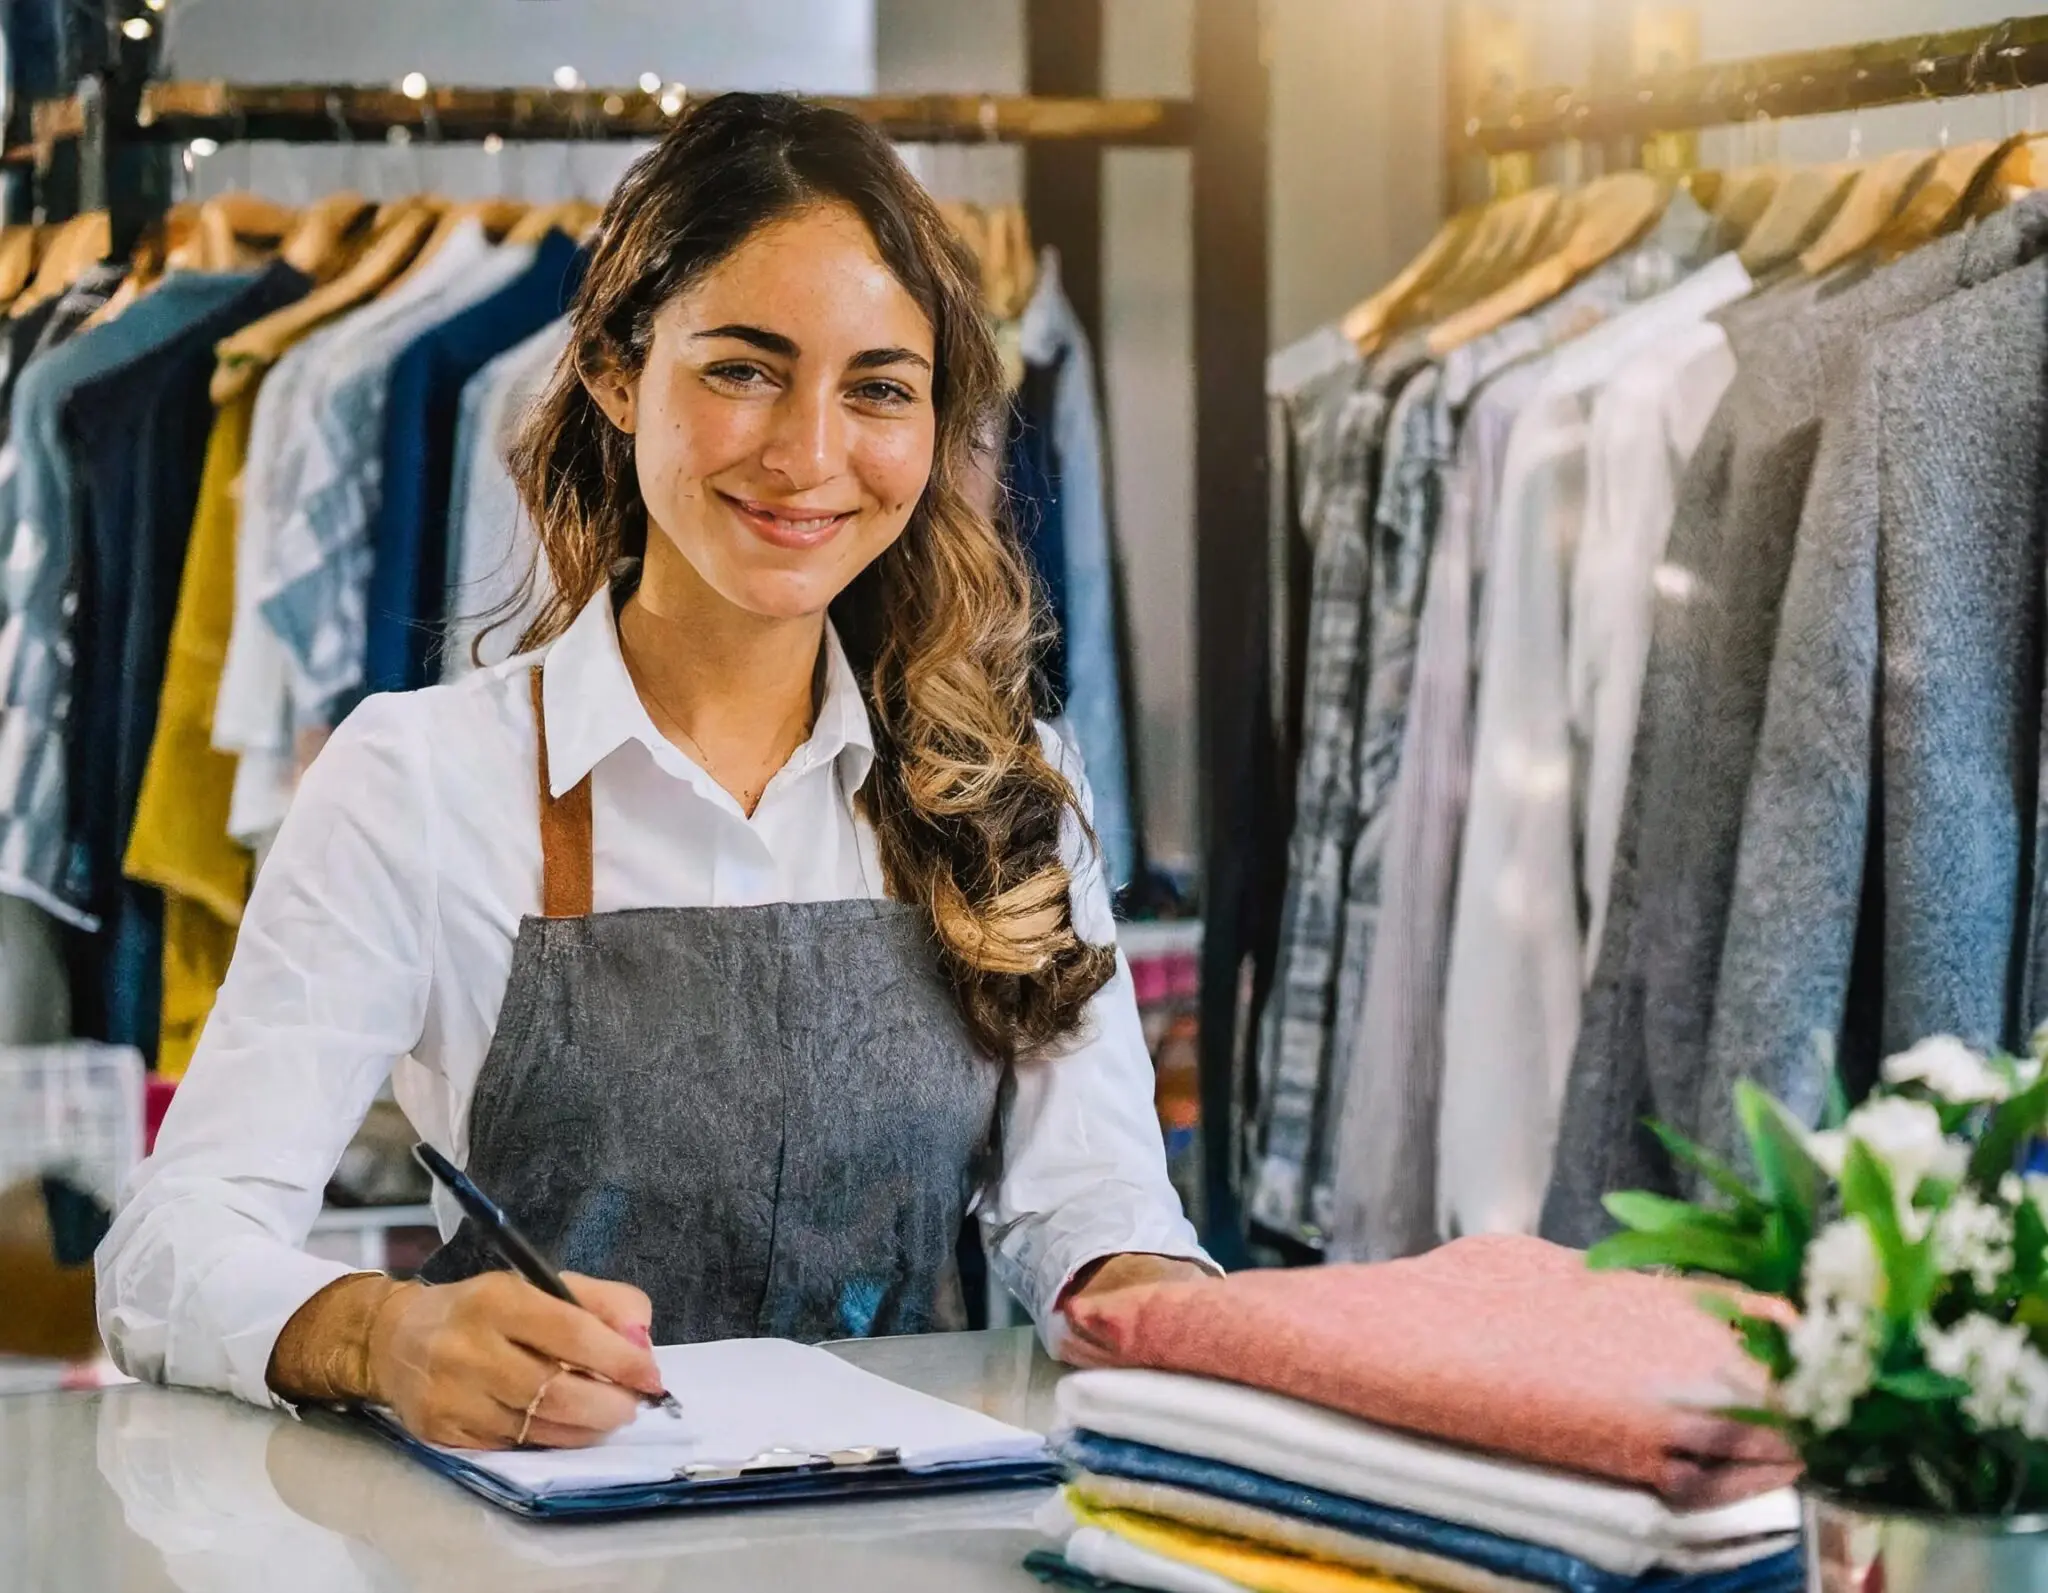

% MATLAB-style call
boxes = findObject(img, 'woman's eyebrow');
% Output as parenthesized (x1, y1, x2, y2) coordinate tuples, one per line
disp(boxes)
(849, 346, 932, 373)
(693, 324, 799, 357)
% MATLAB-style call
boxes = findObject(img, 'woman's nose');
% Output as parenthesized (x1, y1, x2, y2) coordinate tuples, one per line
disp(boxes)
(757, 383, 846, 487)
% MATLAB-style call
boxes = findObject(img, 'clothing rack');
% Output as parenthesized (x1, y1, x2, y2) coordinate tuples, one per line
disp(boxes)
(17, 4, 1273, 1264)
(1461, 13, 2048, 155)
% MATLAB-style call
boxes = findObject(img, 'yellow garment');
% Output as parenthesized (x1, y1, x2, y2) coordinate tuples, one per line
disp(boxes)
(123, 392, 257, 1078)
(1066, 1493, 1422, 1593)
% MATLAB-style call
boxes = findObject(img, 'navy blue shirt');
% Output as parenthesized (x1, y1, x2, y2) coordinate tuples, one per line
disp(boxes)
(364, 231, 586, 696)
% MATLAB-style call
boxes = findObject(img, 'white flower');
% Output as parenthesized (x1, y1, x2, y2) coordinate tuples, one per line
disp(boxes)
(1779, 1301, 1879, 1433)
(1934, 1192, 2016, 1296)
(1804, 1218, 1884, 1311)
(1836, 1097, 1970, 1200)
(1883, 1036, 2011, 1105)
(1806, 1130, 1847, 1179)
(1920, 1315, 2048, 1440)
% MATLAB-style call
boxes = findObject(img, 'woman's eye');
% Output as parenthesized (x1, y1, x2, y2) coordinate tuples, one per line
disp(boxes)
(705, 362, 773, 389)
(852, 379, 916, 407)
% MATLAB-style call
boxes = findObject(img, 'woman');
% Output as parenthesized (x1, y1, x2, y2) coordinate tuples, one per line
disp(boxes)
(97, 93, 1212, 1451)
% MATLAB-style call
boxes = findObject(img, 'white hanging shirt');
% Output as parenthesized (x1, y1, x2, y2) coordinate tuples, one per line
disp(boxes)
(100, 587, 1210, 1407)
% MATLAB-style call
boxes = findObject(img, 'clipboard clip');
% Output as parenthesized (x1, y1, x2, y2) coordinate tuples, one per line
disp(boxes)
(678, 1445, 904, 1483)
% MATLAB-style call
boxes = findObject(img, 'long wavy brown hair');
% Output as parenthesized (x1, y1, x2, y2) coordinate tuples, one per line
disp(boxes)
(502, 91, 1114, 1062)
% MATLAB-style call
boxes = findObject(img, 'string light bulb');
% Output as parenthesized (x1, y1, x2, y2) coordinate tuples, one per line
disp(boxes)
(660, 85, 686, 117)
(144, 0, 167, 11)
(639, 72, 662, 95)
(400, 72, 428, 100)
(552, 65, 583, 91)
(120, 15, 152, 39)
(188, 136, 218, 157)
(483, 133, 505, 155)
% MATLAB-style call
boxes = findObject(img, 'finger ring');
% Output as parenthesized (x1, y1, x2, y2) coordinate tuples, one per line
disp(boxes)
(517, 1366, 565, 1447)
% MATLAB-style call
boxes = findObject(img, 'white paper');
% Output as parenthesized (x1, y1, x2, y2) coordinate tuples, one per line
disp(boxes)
(440, 1339, 1048, 1497)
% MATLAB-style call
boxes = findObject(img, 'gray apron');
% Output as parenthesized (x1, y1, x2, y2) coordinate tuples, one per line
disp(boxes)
(419, 669, 1006, 1343)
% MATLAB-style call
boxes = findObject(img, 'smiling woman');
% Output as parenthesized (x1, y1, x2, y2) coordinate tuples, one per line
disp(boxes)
(96, 91, 1214, 1454)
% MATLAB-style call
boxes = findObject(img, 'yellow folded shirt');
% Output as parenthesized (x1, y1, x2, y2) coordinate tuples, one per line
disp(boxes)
(1065, 1491, 1425, 1593)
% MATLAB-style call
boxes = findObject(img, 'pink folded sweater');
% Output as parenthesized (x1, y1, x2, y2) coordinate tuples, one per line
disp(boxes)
(1064, 1234, 1800, 1508)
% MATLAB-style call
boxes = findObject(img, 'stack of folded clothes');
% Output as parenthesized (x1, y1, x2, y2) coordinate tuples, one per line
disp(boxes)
(1027, 1235, 1807, 1593)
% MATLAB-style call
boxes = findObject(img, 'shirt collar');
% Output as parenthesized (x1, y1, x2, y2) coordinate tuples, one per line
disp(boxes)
(539, 585, 877, 800)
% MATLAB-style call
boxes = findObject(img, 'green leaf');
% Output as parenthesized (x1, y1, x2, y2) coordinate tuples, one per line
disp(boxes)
(1971, 1074, 2048, 1187)
(1585, 1226, 1770, 1282)
(1875, 1368, 1972, 1403)
(1648, 1120, 1767, 1214)
(1604, 1190, 1746, 1235)
(1737, 1081, 1824, 1234)
(1822, 1062, 1852, 1132)
(1841, 1143, 1941, 1323)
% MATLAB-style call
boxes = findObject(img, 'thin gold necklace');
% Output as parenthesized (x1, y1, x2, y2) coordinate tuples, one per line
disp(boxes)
(621, 619, 818, 811)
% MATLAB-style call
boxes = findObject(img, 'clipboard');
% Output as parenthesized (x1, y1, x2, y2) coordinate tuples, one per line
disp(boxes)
(351, 1337, 1062, 1521)
(360, 1409, 1060, 1519)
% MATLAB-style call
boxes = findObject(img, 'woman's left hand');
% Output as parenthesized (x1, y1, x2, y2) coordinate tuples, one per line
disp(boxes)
(1052, 1253, 1214, 1368)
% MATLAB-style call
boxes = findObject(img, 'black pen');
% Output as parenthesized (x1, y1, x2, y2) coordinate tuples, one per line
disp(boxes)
(412, 1142, 683, 1417)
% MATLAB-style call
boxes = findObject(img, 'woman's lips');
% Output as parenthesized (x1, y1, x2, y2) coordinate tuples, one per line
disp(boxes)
(722, 493, 856, 550)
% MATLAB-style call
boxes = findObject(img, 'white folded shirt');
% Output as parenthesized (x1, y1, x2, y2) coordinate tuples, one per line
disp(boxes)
(1056, 1369, 1798, 1578)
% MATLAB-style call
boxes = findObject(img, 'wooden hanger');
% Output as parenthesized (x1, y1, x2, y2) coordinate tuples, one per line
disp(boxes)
(1711, 165, 1783, 246)
(380, 197, 527, 298)
(1872, 136, 2022, 258)
(280, 192, 375, 280)
(209, 199, 440, 406)
(1737, 161, 1862, 275)
(198, 191, 295, 271)
(505, 199, 579, 247)
(1343, 208, 1481, 350)
(0, 225, 43, 306)
(1797, 148, 1938, 276)
(11, 212, 110, 318)
(1403, 187, 1563, 332)
(1429, 172, 1667, 356)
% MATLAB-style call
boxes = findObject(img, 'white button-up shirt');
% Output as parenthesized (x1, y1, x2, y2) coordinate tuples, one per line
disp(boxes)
(99, 587, 1208, 1407)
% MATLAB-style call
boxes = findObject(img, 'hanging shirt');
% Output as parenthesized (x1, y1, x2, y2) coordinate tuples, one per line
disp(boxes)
(365, 230, 585, 696)
(1019, 249, 1136, 891)
(1568, 320, 1739, 974)
(260, 227, 530, 737)
(214, 222, 509, 852)
(97, 584, 1210, 1408)
(1437, 253, 1753, 1245)
(61, 261, 312, 1058)
(0, 269, 252, 928)
(125, 391, 263, 1079)
(441, 318, 568, 678)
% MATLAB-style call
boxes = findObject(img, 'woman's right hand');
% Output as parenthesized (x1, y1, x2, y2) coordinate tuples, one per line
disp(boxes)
(271, 1271, 666, 1450)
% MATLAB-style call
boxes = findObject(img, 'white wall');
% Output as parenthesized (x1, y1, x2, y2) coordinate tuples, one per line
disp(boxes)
(168, 0, 875, 201)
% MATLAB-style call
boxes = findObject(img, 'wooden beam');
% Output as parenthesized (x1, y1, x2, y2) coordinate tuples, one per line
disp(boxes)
(27, 81, 1196, 149)
(1192, 0, 1270, 1264)
(1466, 12, 2048, 152)
(1025, 0, 1105, 355)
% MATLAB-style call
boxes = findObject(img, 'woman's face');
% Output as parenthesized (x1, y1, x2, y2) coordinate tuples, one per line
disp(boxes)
(594, 200, 939, 622)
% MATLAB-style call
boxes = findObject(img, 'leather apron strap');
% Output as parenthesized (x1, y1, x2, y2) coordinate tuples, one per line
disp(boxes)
(530, 666, 594, 919)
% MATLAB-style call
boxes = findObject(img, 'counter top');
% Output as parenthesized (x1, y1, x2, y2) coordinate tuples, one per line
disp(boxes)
(1, 1327, 1071, 1592)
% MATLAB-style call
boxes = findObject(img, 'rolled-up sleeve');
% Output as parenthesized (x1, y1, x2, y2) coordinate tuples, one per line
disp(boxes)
(96, 694, 435, 1406)
(980, 728, 1215, 1337)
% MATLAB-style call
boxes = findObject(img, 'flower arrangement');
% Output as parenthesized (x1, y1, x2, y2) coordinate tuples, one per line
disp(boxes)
(1591, 1035, 2048, 1516)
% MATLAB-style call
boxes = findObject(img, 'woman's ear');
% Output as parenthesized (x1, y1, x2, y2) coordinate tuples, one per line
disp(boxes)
(581, 358, 638, 436)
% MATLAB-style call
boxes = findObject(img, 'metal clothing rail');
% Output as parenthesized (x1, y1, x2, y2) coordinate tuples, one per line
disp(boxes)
(1463, 13, 2048, 154)
(30, 80, 1197, 154)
